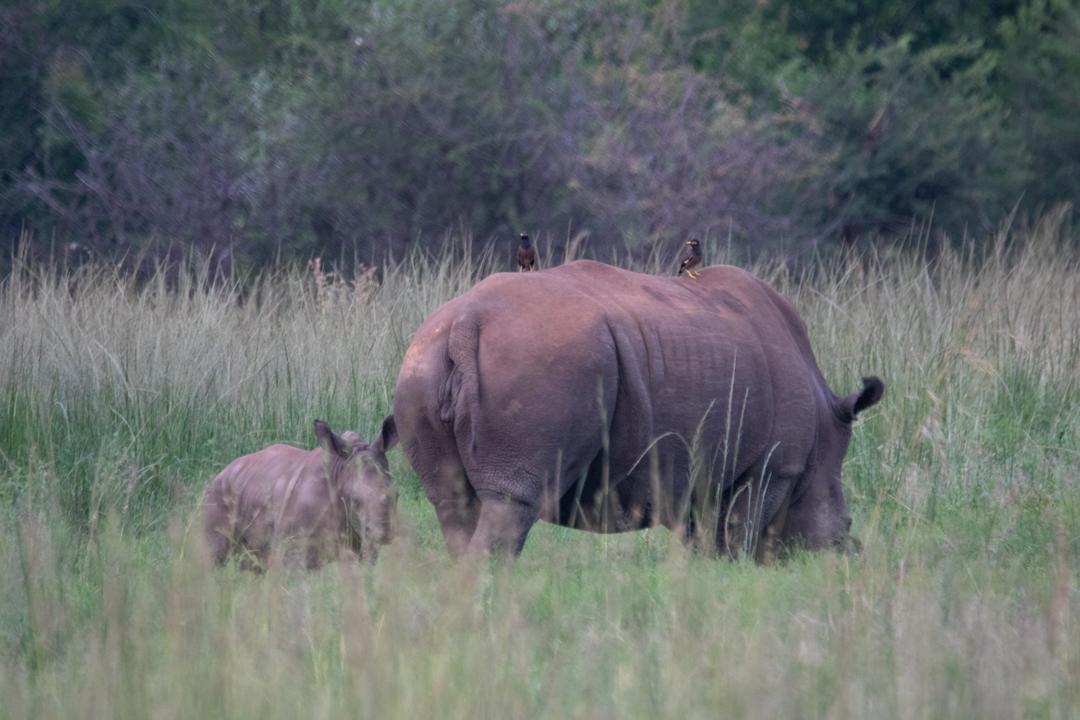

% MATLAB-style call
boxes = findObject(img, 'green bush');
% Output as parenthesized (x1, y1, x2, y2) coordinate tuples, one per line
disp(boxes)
(785, 36, 1028, 240)
(3, 0, 1079, 265)
(997, 0, 1080, 206)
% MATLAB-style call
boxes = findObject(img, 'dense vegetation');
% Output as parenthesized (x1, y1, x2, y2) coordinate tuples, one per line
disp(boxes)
(3, 0, 1080, 268)
(1, 217, 1078, 715)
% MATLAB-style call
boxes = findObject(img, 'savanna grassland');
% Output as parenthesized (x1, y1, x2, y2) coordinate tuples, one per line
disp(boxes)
(1, 217, 1078, 719)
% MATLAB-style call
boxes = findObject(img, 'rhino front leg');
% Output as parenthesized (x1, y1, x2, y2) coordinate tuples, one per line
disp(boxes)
(465, 492, 538, 558)
(717, 472, 793, 561)
(756, 483, 792, 565)
(202, 481, 234, 566)
(205, 526, 231, 566)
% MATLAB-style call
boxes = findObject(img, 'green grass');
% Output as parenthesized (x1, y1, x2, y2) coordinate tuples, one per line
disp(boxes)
(1, 220, 1078, 718)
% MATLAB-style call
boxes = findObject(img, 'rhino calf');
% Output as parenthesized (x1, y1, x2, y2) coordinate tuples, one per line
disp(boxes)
(203, 417, 398, 570)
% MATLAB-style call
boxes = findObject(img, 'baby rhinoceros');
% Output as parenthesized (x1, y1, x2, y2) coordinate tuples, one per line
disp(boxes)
(202, 417, 398, 570)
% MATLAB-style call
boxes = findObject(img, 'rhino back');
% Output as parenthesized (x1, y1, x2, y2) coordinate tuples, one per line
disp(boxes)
(397, 261, 824, 513)
(219, 445, 335, 543)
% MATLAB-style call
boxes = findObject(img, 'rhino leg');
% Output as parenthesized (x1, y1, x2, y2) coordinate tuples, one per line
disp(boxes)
(205, 526, 231, 566)
(716, 470, 793, 561)
(202, 480, 233, 566)
(756, 484, 792, 565)
(203, 509, 231, 565)
(302, 541, 326, 571)
(237, 547, 268, 573)
(433, 493, 481, 558)
(399, 429, 477, 556)
(419, 455, 479, 557)
(465, 492, 538, 558)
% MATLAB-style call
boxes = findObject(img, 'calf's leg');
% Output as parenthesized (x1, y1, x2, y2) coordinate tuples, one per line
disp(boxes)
(202, 484, 232, 566)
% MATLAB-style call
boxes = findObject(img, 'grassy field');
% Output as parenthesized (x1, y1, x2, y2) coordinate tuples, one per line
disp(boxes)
(1, 218, 1078, 718)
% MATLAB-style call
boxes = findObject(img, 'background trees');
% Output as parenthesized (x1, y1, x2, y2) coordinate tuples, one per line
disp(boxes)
(2, 0, 1076, 269)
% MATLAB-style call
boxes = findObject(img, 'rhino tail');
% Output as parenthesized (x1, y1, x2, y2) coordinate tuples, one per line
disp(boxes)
(439, 317, 481, 426)
(438, 366, 462, 423)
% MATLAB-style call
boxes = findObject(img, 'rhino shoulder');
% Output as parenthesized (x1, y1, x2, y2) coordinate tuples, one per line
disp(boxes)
(696, 266, 811, 341)
(694, 264, 778, 300)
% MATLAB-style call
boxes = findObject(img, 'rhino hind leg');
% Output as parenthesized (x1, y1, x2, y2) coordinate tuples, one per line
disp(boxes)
(465, 492, 539, 558)
(410, 440, 479, 557)
(433, 493, 481, 558)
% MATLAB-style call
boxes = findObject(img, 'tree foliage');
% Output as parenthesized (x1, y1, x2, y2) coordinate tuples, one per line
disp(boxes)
(1, 0, 1076, 267)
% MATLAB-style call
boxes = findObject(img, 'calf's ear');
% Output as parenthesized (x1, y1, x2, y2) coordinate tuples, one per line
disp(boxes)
(839, 376, 885, 421)
(314, 419, 351, 459)
(371, 415, 398, 455)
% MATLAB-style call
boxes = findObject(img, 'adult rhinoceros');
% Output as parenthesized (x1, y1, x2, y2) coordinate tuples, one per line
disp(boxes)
(393, 260, 882, 560)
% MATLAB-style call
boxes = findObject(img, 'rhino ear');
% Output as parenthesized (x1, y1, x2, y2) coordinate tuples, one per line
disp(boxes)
(370, 415, 398, 455)
(314, 419, 350, 459)
(839, 376, 885, 421)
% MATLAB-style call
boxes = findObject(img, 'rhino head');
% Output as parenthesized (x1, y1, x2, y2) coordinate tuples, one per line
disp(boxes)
(779, 376, 885, 555)
(314, 416, 399, 559)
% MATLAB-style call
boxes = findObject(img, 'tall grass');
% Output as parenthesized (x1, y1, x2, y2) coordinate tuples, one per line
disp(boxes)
(1, 217, 1078, 718)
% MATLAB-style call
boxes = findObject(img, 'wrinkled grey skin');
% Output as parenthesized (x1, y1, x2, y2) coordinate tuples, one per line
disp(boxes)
(393, 260, 883, 560)
(203, 418, 398, 570)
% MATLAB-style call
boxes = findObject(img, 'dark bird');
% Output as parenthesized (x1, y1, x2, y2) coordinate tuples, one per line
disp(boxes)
(677, 238, 702, 278)
(517, 233, 536, 272)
